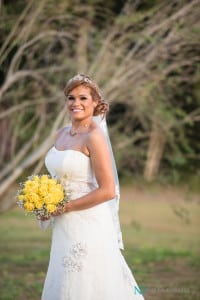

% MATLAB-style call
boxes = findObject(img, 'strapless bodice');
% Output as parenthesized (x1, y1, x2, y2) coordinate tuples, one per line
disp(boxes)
(45, 147, 95, 181)
(45, 147, 97, 199)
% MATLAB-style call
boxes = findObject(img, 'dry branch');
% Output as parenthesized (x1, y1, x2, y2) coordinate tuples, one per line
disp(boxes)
(0, 0, 199, 208)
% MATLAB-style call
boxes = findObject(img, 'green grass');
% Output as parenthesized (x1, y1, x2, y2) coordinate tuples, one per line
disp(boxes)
(120, 198, 200, 254)
(0, 191, 199, 300)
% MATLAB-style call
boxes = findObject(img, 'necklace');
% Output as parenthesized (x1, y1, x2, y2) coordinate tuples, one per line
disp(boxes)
(69, 123, 89, 137)
(69, 130, 77, 136)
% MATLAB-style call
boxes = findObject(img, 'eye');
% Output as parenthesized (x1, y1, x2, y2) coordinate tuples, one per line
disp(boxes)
(80, 96, 87, 101)
(67, 96, 74, 101)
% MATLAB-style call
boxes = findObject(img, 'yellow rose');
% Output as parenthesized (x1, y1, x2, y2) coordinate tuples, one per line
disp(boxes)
(43, 194, 54, 204)
(25, 192, 39, 203)
(35, 201, 43, 209)
(23, 188, 30, 195)
(41, 175, 49, 180)
(55, 189, 64, 202)
(32, 181, 39, 189)
(51, 196, 61, 205)
(48, 187, 64, 203)
(40, 175, 49, 185)
(38, 185, 49, 197)
(23, 181, 39, 194)
(46, 204, 56, 213)
(24, 202, 35, 212)
(18, 194, 25, 201)
(33, 175, 40, 182)
(24, 180, 33, 187)
(48, 178, 57, 186)
(56, 183, 63, 189)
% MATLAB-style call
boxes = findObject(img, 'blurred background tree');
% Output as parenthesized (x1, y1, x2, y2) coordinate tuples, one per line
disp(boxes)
(0, 0, 199, 210)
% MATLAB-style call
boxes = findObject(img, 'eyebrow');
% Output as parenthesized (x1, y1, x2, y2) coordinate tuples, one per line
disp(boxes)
(67, 94, 88, 97)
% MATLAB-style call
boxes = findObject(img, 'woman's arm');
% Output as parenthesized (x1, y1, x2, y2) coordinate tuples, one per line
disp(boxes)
(54, 128, 116, 214)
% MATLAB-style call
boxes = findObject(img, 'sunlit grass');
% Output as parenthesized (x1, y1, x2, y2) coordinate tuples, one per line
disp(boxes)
(120, 198, 200, 254)
(0, 191, 199, 300)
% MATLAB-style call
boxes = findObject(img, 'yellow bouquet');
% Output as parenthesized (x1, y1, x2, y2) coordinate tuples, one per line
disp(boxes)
(17, 174, 70, 218)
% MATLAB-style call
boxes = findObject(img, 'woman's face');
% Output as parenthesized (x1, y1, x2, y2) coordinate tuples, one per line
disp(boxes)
(66, 85, 97, 122)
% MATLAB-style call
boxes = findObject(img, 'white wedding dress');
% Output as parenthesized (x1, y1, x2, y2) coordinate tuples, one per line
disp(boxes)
(41, 146, 145, 300)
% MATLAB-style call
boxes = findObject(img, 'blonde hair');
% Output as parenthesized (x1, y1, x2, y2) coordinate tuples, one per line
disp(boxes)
(64, 74, 109, 117)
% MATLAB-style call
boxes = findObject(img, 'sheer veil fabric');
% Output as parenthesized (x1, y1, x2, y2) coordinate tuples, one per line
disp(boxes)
(93, 115, 124, 250)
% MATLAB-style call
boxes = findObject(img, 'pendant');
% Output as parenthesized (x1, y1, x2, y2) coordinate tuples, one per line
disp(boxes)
(69, 129, 77, 136)
(69, 123, 90, 137)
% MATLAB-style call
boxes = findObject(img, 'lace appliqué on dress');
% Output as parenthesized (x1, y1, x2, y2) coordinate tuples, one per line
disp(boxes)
(62, 242, 88, 272)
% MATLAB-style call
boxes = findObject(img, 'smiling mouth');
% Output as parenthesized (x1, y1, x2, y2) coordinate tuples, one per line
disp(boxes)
(71, 109, 84, 112)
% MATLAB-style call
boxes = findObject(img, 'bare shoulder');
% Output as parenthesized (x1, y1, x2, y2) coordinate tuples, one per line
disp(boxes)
(86, 123, 113, 184)
(88, 124, 105, 142)
(86, 124, 108, 153)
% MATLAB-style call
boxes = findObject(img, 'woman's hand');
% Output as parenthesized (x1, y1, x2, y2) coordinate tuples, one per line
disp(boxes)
(51, 205, 64, 217)
(51, 202, 73, 217)
(39, 215, 51, 221)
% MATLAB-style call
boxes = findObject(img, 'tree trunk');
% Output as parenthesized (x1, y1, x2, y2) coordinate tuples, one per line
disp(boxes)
(76, 20, 89, 73)
(144, 126, 166, 181)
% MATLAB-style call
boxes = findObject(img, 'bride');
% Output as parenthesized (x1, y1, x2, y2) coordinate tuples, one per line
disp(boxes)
(40, 74, 145, 300)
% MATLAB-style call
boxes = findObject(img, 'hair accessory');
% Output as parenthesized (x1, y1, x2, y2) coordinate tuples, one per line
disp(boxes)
(66, 74, 103, 100)
(67, 74, 93, 84)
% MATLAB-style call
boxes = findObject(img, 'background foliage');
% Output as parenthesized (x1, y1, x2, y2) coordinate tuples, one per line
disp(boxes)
(0, 0, 200, 210)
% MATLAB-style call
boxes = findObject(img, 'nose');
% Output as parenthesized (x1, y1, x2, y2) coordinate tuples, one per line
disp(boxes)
(72, 98, 81, 106)
(74, 98, 80, 104)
